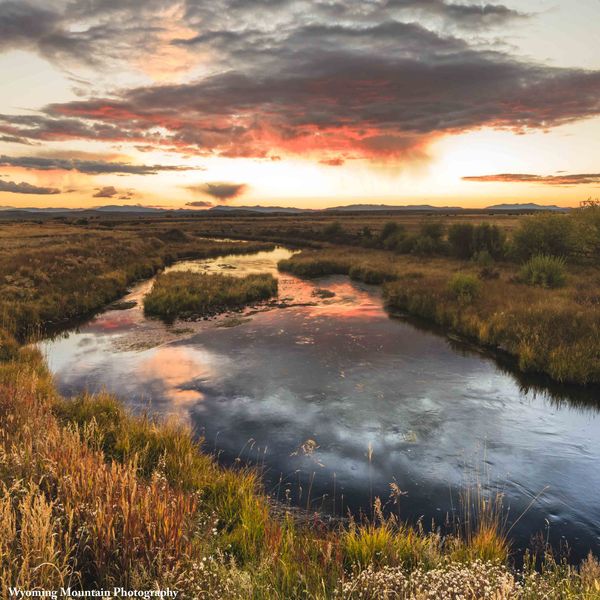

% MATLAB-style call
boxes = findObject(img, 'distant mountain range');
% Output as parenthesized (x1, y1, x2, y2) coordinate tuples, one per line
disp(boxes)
(208, 205, 306, 214)
(0, 202, 570, 216)
(485, 203, 567, 211)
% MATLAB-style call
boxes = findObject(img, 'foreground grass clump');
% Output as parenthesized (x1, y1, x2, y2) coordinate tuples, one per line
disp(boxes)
(143, 271, 278, 320)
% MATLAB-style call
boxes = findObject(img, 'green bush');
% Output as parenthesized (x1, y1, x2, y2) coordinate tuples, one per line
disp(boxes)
(447, 273, 481, 303)
(511, 213, 575, 260)
(448, 224, 475, 259)
(519, 254, 567, 288)
(472, 223, 505, 259)
(448, 223, 505, 259)
(322, 221, 345, 240)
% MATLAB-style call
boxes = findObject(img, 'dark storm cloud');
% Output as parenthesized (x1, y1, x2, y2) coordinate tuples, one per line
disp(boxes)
(186, 182, 248, 201)
(32, 43, 600, 159)
(383, 0, 527, 26)
(0, 0, 526, 71)
(0, 154, 193, 175)
(463, 173, 600, 186)
(1, 1, 599, 163)
(0, 178, 60, 194)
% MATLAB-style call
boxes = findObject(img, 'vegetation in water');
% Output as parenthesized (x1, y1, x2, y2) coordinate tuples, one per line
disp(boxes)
(143, 271, 278, 320)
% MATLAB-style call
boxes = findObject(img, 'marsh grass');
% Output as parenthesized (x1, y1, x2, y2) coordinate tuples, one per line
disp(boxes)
(520, 254, 567, 288)
(0, 222, 273, 340)
(143, 271, 278, 320)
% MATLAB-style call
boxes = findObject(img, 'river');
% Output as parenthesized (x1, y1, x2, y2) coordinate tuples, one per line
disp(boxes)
(41, 246, 600, 561)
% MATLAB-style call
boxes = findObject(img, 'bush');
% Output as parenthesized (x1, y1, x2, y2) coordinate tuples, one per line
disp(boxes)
(448, 223, 505, 260)
(448, 224, 475, 259)
(322, 221, 345, 240)
(511, 214, 575, 260)
(447, 273, 481, 303)
(472, 223, 505, 259)
(519, 254, 567, 288)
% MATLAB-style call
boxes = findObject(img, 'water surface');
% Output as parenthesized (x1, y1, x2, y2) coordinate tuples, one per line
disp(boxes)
(42, 246, 600, 560)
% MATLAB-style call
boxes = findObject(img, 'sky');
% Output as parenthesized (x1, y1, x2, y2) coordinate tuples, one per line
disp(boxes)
(0, 0, 599, 210)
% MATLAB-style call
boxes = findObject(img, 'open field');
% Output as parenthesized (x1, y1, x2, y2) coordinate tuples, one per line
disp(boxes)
(1, 208, 600, 597)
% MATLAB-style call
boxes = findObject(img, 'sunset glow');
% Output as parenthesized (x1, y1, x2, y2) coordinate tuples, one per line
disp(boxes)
(1, 0, 600, 210)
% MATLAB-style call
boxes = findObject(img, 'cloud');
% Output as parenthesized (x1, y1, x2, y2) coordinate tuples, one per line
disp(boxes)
(93, 186, 118, 198)
(463, 173, 600, 186)
(320, 157, 345, 167)
(0, 179, 60, 194)
(0, 1, 597, 166)
(186, 182, 248, 201)
(185, 200, 214, 208)
(0, 154, 194, 175)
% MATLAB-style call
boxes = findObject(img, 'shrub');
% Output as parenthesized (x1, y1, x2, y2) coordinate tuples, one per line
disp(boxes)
(448, 223, 475, 259)
(519, 254, 567, 288)
(411, 235, 440, 256)
(448, 223, 505, 260)
(511, 213, 575, 260)
(447, 273, 481, 303)
(473, 223, 505, 259)
(322, 221, 345, 240)
(420, 221, 445, 242)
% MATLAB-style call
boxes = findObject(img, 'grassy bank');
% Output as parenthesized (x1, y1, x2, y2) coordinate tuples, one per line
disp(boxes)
(3, 349, 600, 598)
(0, 221, 274, 342)
(278, 247, 600, 385)
(143, 271, 278, 321)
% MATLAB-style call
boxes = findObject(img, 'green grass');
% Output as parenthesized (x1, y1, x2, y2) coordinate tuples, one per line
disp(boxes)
(143, 271, 278, 320)
(520, 254, 567, 288)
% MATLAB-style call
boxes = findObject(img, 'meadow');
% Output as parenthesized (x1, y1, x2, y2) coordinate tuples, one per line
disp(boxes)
(1, 208, 600, 598)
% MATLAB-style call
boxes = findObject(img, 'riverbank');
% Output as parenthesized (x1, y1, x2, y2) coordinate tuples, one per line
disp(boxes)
(3, 347, 600, 598)
(278, 247, 600, 385)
